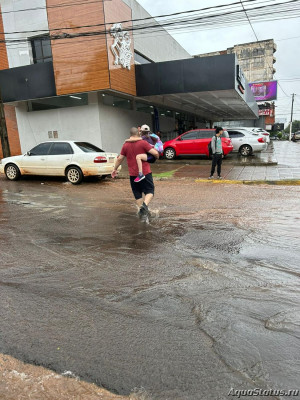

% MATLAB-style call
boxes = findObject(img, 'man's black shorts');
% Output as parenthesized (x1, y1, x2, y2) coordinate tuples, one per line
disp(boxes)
(130, 173, 155, 200)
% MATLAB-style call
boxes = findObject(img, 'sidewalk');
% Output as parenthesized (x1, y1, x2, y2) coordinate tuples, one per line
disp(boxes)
(119, 141, 300, 183)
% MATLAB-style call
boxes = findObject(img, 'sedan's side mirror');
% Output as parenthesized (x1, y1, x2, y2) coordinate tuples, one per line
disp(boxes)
(26, 151, 31, 156)
(177, 137, 183, 141)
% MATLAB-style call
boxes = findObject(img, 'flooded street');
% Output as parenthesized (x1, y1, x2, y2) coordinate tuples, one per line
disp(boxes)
(0, 177, 299, 399)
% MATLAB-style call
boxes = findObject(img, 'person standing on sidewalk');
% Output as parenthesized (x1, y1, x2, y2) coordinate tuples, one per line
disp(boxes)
(111, 127, 159, 219)
(209, 127, 224, 180)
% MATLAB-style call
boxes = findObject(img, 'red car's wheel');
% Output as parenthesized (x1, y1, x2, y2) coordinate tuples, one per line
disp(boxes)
(164, 147, 176, 160)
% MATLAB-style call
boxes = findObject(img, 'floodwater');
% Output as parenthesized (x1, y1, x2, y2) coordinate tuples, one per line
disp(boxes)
(0, 177, 299, 400)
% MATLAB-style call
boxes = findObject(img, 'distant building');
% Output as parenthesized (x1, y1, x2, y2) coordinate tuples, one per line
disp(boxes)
(195, 39, 277, 130)
(195, 39, 277, 83)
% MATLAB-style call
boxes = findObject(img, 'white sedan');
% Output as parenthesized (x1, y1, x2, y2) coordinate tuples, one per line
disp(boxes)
(228, 126, 270, 143)
(0, 141, 119, 184)
(227, 129, 268, 156)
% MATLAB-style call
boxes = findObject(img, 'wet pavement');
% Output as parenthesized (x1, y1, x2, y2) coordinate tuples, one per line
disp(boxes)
(0, 176, 299, 399)
(119, 141, 300, 182)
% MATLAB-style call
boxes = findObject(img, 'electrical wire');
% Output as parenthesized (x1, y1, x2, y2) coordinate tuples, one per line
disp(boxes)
(1, 0, 299, 38)
(239, 0, 292, 97)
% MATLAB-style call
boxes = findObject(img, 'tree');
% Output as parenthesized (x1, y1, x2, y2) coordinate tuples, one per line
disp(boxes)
(285, 120, 300, 133)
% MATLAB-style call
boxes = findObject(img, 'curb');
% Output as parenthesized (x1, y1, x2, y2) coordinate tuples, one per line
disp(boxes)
(195, 179, 300, 185)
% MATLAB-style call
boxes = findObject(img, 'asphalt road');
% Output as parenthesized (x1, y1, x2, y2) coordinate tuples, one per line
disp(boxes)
(0, 177, 299, 399)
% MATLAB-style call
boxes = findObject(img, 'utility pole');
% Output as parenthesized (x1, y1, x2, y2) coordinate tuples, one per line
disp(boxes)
(0, 88, 10, 158)
(289, 93, 295, 142)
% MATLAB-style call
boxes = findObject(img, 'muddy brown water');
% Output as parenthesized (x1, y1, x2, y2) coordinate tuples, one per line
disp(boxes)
(0, 177, 299, 399)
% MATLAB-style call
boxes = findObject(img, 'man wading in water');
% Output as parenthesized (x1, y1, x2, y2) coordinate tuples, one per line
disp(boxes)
(111, 127, 159, 219)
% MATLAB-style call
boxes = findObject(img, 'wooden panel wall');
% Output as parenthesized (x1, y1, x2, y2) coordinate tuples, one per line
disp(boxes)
(46, 0, 110, 95)
(104, 0, 136, 96)
(0, 6, 21, 157)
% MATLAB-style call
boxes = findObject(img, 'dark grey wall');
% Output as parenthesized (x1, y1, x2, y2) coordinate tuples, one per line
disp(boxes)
(0, 62, 56, 103)
(136, 54, 236, 96)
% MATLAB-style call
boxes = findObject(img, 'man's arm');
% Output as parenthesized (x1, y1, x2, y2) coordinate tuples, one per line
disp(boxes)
(211, 137, 216, 154)
(148, 148, 159, 159)
(111, 154, 125, 178)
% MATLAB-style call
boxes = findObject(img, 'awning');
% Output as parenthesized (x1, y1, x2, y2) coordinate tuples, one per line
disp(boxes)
(135, 54, 258, 121)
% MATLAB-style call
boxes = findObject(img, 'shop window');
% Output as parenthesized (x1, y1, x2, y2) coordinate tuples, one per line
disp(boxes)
(31, 35, 53, 64)
(159, 108, 173, 118)
(136, 102, 155, 114)
(134, 51, 153, 65)
(28, 94, 88, 111)
(102, 94, 132, 110)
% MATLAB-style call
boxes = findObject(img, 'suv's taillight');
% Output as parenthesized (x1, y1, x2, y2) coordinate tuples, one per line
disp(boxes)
(257, 137, 265, 143)
(263, 133, 269, 136)
(94, 156, 107, 163)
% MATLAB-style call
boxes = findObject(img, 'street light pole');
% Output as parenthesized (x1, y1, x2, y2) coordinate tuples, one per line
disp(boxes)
(289, 93, 295, 142)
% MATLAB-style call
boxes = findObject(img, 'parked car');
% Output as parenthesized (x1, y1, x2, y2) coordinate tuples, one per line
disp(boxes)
(226, 126, 270, 143)
(292, 131, 300, 141)
(0, 141, 119, 184)
(163, 129, 233, 160)
(227, 129, 267, 156)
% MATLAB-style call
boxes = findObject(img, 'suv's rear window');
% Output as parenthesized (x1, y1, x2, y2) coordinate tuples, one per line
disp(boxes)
(75, 142, 104, 153)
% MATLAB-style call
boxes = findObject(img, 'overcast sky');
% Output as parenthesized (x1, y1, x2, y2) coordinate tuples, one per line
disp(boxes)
(138, 0, 300, 125)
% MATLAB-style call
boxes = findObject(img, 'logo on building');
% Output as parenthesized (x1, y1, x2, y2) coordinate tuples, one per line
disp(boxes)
(110, 23, 132, 70)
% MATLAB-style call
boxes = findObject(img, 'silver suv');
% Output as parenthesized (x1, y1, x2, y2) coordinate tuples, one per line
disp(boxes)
(227, 128, 267, 156)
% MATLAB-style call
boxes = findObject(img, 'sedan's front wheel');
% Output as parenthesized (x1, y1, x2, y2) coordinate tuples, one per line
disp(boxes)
(164, 147, 176, 160)
(5, 164, 21, 181)
(239, 144, 252, 156)
(66, 166, 83, 185)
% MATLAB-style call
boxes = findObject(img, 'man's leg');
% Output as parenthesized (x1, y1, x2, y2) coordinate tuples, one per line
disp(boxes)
(136, 198, 144, 208)
(210, 155, 217, 176)
(130, 176, 144, 212)
(144, 193, 153, 206)
(138, 174, 155, 219)
(217, 155, 222, 177)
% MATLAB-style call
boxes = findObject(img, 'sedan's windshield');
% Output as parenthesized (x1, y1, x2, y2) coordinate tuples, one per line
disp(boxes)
(75, 142, 104, 153)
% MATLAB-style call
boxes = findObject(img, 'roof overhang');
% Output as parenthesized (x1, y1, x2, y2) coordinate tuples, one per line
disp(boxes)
(135, 54, 258, 121)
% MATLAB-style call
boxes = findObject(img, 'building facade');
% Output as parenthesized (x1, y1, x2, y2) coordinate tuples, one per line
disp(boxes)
(195, 39, 276, 83)
(0, 0, 258, 157)
(195, 40, 277, 130)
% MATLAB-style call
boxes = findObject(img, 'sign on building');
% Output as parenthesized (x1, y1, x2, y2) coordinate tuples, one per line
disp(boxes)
(249, 81, 277, 102)
(258, 108, 274, 116)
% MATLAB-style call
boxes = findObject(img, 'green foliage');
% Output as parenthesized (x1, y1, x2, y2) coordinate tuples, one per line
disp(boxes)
(285, 120, 300, 133)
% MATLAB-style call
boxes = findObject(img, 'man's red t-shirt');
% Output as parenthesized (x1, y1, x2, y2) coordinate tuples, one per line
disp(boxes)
(120, 139, 153, 176)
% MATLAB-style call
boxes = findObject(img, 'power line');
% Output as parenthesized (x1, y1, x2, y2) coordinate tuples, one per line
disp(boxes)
(239, 0, 293, 97)
(0, 0, 267, 35)
(1, 0, 299, 37)
(240, 0, 259, 41)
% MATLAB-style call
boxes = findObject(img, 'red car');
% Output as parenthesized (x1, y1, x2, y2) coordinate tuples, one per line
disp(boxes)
(163, 129, 233, 160)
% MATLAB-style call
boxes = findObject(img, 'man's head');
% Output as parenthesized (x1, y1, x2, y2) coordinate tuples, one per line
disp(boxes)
(141, 124, 150, 135)
(215, 127, 224, 136)
(130, 127, 139, 137)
